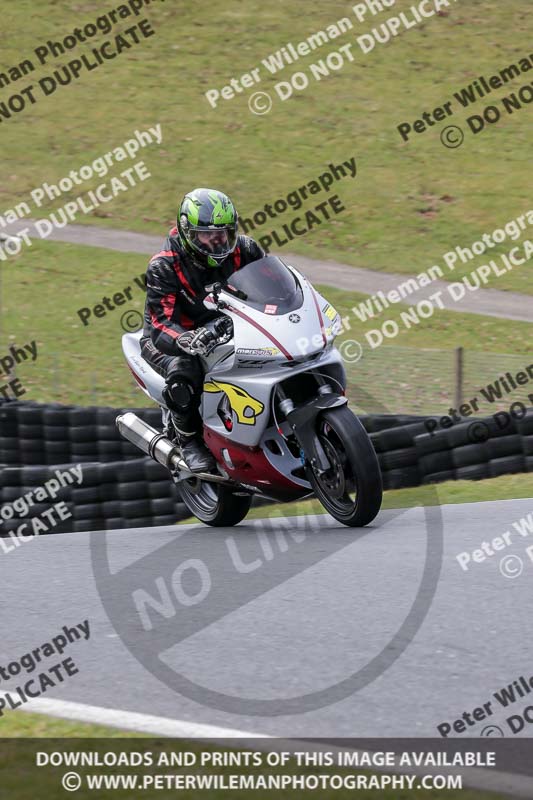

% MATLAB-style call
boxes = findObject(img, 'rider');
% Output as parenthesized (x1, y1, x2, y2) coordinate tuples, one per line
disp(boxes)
(140, 188, 265, 472)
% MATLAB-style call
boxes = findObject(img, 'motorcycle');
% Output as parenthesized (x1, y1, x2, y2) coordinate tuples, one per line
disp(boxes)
(116, 255, 382, 527)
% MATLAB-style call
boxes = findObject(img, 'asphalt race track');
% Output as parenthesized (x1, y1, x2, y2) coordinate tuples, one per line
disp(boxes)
(2, 497, 532, 748)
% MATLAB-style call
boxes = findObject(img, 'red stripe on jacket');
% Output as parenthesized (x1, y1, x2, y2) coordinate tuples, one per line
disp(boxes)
(172, 258, 197, 297)
(151, 250, 175, 260)
(149, 309, 181, 340)
(160, 293, 176, 319)
(179, 313, 195, 330)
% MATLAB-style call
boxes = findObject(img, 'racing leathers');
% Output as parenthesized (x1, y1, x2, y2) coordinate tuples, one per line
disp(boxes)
(140, 227, 264, 456)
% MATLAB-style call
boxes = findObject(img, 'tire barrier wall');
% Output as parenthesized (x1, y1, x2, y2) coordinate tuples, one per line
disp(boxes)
(0, 458, 186, 535)
(0, 403, 161, 466)
(0, 402, 532, 534)
(369, 410, 533, 490)
(0, 402, 187, 534)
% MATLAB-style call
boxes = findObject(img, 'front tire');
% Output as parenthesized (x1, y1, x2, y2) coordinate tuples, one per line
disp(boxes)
(178, 479, 253, 527)
(306, 406, 382, 527)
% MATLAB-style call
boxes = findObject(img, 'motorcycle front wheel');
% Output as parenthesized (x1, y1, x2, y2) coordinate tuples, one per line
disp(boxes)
(306, 406, 382, 527)
(178, 479, 253, 527)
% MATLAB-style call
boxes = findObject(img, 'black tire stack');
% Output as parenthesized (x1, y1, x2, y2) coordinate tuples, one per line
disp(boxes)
(1, 401, 531, 535)
(0, 459, 186, 535)
(0, 401, 188, 533)
(359, 410, 533, 487)
(412, 412, 533, 485)
(366, 420, 428, 490)
(1, 403, 162, 466)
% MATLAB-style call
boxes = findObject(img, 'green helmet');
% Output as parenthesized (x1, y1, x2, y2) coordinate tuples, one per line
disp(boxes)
(177, 188, 239, 268)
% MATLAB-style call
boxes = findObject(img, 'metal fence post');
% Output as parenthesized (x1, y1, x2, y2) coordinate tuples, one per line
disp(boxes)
(454, 346, 464, 410)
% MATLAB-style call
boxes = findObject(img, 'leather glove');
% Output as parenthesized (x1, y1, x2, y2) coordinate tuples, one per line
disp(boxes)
(177, 327, 216, 356)
(214, 316, 233, 337)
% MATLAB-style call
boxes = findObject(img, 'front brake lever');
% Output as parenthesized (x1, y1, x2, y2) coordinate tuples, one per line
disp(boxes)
(204, 331, 233, 357)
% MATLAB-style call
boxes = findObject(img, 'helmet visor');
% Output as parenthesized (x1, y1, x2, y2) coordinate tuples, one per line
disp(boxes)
(189, 225, 237, 259)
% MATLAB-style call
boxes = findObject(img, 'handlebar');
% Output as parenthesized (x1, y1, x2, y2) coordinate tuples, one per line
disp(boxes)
(213, 316, 233, 337)
(203, 316, 234, 356)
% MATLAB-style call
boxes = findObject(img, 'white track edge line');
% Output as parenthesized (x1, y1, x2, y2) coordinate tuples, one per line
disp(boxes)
(2, 693, 532, 798)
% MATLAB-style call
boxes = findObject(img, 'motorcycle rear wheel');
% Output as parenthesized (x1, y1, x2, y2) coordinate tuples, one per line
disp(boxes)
(306, 406, 382, 527)
(178, 479, 253, 527)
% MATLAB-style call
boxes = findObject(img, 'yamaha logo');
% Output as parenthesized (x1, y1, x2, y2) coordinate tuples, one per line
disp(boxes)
(289, 313, 301, 323)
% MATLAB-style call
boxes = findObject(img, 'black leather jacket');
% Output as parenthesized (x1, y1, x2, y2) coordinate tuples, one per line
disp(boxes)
(142, 227, 264, 355)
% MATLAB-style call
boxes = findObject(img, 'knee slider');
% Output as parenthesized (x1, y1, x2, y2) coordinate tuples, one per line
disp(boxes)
(165, 379, 194, 413)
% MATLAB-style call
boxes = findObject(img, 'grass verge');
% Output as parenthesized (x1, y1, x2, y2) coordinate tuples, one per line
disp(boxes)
(179, 473, 532, 525)
(0, 1, 531, 293)
(2, 241, 531, 411)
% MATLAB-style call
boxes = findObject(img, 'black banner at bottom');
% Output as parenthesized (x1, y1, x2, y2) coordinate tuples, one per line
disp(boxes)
(0, 737, 532, 799)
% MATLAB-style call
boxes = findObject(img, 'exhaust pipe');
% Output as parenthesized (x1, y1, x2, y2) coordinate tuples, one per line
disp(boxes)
(115, 412, 230, 484)
(116, 412, 183, 471)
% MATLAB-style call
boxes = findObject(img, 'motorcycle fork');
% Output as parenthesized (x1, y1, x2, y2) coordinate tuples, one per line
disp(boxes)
(276, 379, 347, 476)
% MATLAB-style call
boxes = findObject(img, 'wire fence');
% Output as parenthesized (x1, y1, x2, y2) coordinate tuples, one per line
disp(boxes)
(3, 345, 531, 416)
(345, 346, 532, 416)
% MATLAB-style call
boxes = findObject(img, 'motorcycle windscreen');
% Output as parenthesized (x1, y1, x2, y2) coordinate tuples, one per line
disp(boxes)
(225, 256, 304, 314)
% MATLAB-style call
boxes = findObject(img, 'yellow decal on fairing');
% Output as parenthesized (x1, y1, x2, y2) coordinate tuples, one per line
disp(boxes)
(203, 380, 265, 425)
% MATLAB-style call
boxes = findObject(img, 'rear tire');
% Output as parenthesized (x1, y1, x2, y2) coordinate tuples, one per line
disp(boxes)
(178, 479, 253, 527)
(307, 406, 382, 527)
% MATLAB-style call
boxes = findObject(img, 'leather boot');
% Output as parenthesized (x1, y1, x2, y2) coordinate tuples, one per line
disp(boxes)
(172, 419, 215, 473)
